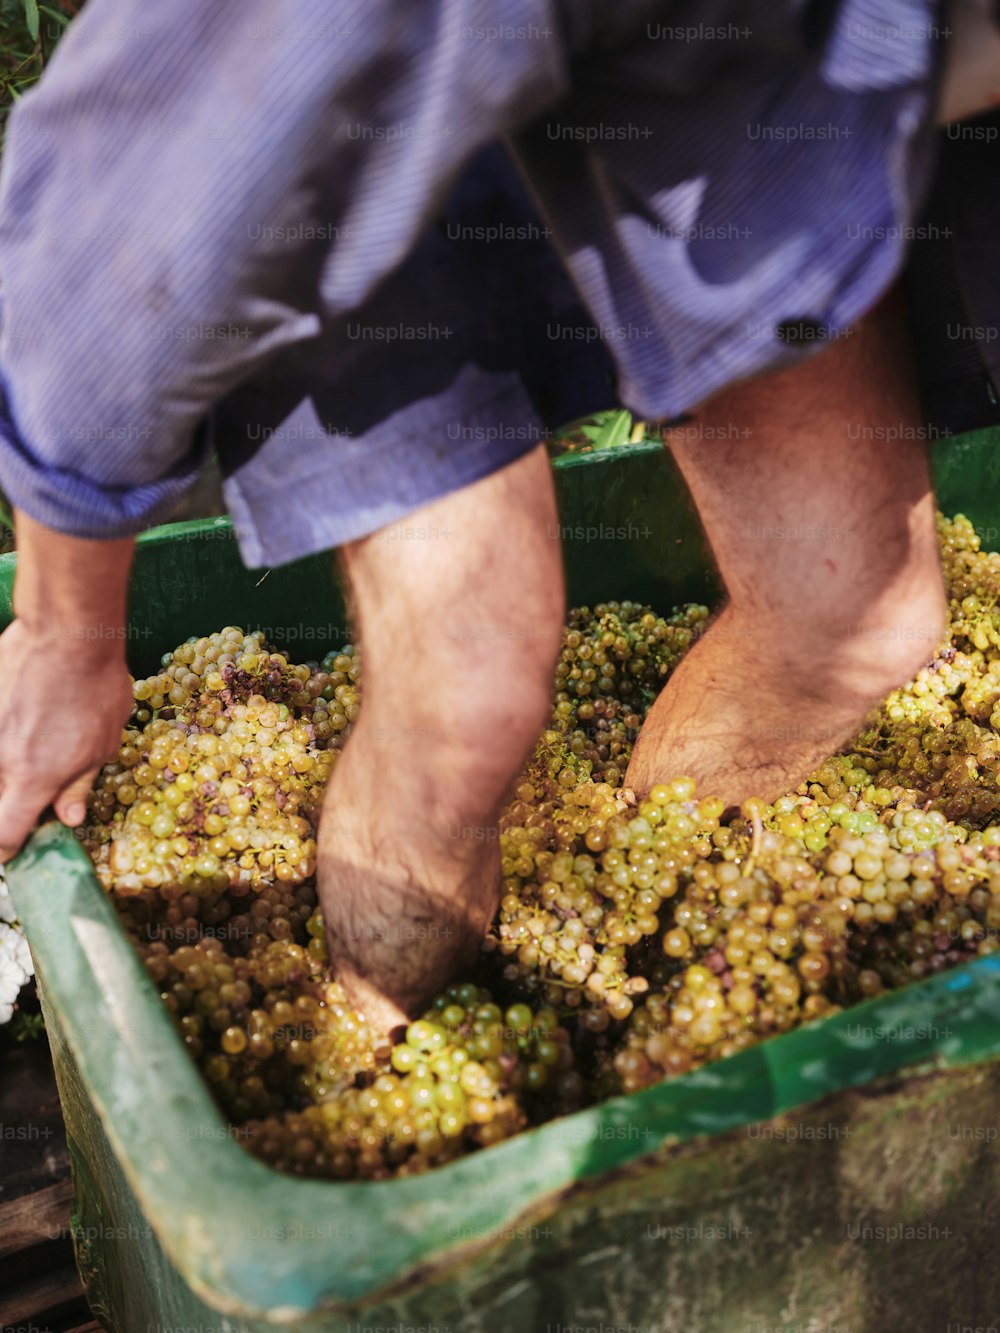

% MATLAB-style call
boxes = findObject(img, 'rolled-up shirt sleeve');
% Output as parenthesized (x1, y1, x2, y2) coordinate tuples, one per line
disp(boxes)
(0, 0, 567, 537)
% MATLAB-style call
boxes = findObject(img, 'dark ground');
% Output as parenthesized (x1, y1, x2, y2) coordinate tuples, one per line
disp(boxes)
(0, 1003, 105, 1332)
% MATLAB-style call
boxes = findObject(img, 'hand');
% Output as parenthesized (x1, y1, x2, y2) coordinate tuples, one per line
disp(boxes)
(0, 620, 133, 860)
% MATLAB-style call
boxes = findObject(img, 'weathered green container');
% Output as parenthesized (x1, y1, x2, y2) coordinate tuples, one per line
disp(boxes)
(6, 438, 1000, 1333)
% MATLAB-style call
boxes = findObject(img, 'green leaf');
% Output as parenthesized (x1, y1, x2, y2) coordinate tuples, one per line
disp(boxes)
(22, 0, 39, 43)
(547, 407, 639, 455)
(10, 1011, 45, 1041)
(579, 409, 632, 451)
(39, 3, 69, 24)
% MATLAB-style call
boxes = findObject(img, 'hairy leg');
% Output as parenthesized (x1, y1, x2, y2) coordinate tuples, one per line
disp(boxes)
(318, 445, 564, 1034)
(626, 289, 947, 805)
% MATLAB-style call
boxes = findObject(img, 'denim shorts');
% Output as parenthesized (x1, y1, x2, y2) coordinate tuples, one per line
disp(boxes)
(203, 0, 952, 567)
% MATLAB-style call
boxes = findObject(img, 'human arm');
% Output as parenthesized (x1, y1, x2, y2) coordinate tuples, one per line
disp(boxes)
(0, 511, 134, 860)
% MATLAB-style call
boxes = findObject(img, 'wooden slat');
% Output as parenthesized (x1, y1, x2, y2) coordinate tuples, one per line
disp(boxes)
(0, 1263, 91, 1324)
(0, 1177, 105, 1329)
(0, 1176, 75, 1259)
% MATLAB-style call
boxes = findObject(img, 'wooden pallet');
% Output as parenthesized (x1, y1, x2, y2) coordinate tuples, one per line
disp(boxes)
(1, 1030, 104, 1332)
(0, 1177, 106, 1332)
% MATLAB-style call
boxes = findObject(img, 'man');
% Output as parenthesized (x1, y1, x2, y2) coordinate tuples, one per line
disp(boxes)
(0, 0, 995, 1033)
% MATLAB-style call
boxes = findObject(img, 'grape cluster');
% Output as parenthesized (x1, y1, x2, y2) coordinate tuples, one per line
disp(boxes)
(83, 632, 365, 901)
(608, 810, 1000, 1093)
(87, 515, 1000, 1179)
(827, 515, 1000, 824)
(555, 602, 709, 785)
(241, 987, 580, 1178)
(491, 773, 725, 1022)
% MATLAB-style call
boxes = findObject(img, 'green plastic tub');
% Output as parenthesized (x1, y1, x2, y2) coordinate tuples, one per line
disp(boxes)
(6, 437, 1000, 1333)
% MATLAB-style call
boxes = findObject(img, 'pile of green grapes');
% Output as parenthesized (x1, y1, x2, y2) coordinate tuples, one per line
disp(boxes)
(83, 514, 1000, 1179)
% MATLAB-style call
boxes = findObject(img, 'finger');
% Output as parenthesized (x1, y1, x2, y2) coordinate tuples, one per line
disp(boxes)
(0, 782, 51, 863)
(54, 769, 100, 828)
